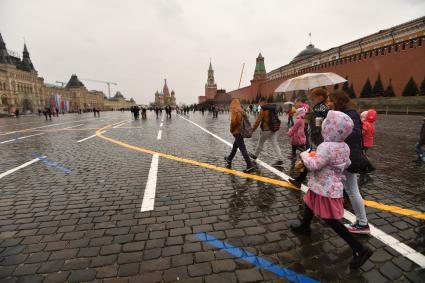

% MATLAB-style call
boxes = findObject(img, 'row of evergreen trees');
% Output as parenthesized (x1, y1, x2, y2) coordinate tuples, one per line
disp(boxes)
(240, 76, 425, 104)
(359, 75, 425, 98)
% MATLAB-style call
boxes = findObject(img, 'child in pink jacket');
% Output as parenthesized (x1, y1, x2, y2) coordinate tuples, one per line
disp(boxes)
(287, 108, 306, 159)
(362, 109, 377, 151)
(290, 110, 372, 269)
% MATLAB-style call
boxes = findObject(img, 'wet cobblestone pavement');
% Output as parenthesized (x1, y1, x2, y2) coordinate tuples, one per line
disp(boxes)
(0, 111, 424, 283)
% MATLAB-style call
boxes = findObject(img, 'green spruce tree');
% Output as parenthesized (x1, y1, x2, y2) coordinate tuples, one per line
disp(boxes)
(383, 79, 395, 97)
(402, 77, 419, 97)
(360, 78, 373, 98)
(420, 77, 425, 96)
(347, 83, 356, 98)
(372, 74, 384, 97)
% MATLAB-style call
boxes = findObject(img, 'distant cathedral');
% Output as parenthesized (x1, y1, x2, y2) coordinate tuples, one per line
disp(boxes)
(154, 79, 176, 107)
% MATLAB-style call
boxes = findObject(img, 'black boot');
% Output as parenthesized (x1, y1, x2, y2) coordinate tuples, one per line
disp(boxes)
(290, 221, 311, 235)
(350, 246, 373, 269)
(224, 156, 232, 169)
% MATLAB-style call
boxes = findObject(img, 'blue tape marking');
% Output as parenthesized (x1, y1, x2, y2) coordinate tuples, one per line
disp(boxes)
(196, 232, 320, 283)
(33, 154, 72, 174)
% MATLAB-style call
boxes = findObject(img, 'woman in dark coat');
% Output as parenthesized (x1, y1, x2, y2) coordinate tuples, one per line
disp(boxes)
(329, 90, 370, 234)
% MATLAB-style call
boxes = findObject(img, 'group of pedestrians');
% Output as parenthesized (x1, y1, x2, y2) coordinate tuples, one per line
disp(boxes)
(131, 105, 147, 120)
(223, 88, 381, 268)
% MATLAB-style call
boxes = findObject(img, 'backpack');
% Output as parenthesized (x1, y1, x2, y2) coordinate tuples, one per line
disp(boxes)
(269, 109, 281, 132)
(240, 114, 253, 138)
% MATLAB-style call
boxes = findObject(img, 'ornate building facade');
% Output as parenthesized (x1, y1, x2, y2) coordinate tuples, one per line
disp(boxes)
(154, 79, 176, 107)
(221, 16, 425, 102)
(0, 33, 135, 114)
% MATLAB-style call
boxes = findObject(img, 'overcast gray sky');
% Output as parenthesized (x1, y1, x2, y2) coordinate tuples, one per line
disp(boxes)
(1, 0, 424, 104)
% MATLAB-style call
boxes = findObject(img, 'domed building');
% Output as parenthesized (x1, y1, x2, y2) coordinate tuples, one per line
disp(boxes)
(153, 79, 177, 107)
(290, 43, 322, 63)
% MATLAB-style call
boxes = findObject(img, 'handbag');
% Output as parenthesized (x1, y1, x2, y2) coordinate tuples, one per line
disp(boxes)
(347, 124, 375, 174)
(240, 114, 253, 138)
(347, 152, 375, 174)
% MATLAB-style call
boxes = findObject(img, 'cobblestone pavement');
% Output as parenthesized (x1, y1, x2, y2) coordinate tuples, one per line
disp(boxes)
(0, 111, 424, 283)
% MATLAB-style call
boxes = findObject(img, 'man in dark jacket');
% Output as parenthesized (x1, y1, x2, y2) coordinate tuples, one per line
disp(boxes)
(250, 98, 284, 167)
(416, 115, 425, 161)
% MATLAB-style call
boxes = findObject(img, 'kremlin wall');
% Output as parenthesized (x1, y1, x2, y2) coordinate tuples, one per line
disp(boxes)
(199, 16, 425, 111)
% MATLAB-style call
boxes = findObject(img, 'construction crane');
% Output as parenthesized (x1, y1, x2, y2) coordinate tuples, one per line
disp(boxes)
(80, 78, 118, 99)
(238, 63, 245, 89)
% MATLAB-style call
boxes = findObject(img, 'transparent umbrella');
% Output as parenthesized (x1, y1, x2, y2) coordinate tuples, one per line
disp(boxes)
(275, 72, 347, 92)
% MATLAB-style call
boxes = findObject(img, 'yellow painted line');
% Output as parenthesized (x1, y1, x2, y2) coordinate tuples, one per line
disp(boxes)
(95, 124, 298, 190)
(364, 200, 425, 220)
(95, 123, 425, 221)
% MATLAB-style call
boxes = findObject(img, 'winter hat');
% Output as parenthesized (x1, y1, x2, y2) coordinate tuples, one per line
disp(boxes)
(322, 110, 354, 142)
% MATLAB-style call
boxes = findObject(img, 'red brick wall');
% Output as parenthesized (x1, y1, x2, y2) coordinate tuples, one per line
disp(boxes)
(227, 37, 425, 101)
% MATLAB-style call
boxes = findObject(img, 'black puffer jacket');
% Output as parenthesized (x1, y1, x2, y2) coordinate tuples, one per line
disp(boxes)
(344, 109, 363, 173)
(309, 102, 329, 147)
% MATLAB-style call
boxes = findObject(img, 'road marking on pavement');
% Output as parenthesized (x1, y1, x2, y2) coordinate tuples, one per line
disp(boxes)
(180, 115, 425, 268)
(96, 123, 425, 267)
(157, 130, 162, 140)
(141, 154, 159, 212)
(0, 157, 44, 180)
(0, 118, 95, 136)
(0, 133, 44, 144)
(34, 154, 72, 174)
(113, 122, 127, 128)
(77, 131, 106, 143)
(197, 232, 319, 283)
(160, 122, 163, 127)
(64, 124, 84, 129)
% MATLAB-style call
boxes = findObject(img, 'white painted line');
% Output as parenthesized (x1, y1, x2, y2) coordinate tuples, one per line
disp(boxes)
(180, 115, 425, 268)
(113, 122, 127, 128)
(77, 131, 106, 143)
(0, 118, 95, 136)
(157, 130, 162, 140)
(0, 133, 44, 144)
(0, 157, 44, 180)
(64, 124, 84, 129)
(141, 154, 159, 212)
(160, 123, 163, 127)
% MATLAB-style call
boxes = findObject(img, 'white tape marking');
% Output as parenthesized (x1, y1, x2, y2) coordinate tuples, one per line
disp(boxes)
(77, 131, 106, 143)
(157, 130, 162, 140)
(0, 157, 44, 179)
(113, 122, 126, 128)
(141, 154, 159, 212)
(64, 124, 84, 129)
(0, 133, 44, 144)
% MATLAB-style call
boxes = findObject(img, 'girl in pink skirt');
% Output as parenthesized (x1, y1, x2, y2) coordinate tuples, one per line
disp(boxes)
(290, 110, 373, 269)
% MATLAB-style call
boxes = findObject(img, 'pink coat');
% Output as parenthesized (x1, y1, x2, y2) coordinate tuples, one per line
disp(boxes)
(362, 109, 377, 148)
(287, 108, 306, 146)
(301, 111, 353, 198)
